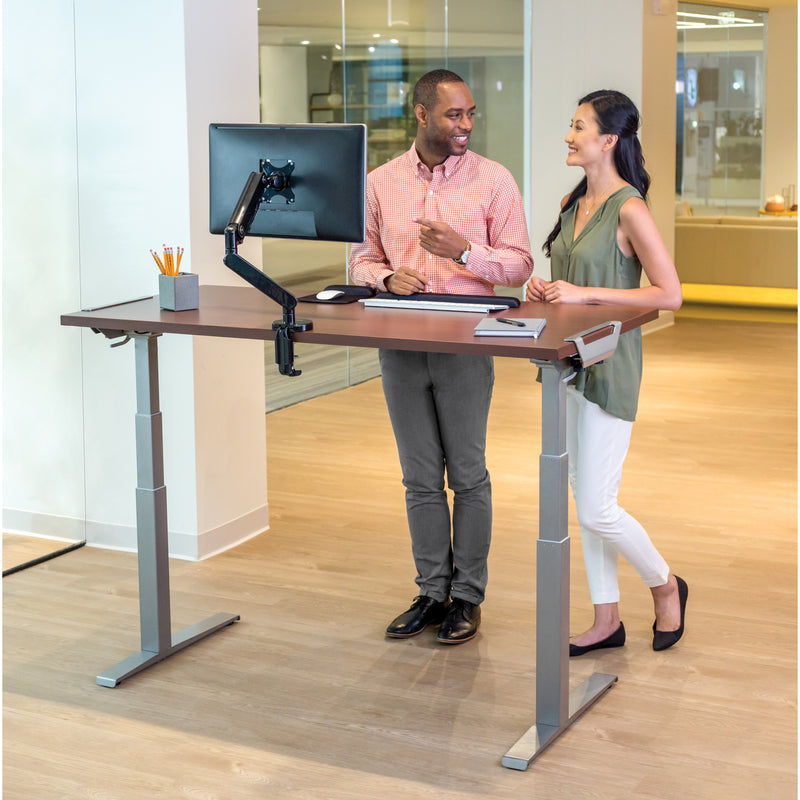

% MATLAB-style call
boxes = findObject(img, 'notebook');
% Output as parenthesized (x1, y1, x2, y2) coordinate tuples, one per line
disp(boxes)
(473, 317, 547, 338)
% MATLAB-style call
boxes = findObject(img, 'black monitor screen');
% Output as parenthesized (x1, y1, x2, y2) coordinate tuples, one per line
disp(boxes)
(209, 122, 367, 242)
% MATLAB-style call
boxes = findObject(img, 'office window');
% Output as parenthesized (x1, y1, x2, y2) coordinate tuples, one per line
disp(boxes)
(258, 1, 526, 410)
(676, 3, 767, 215)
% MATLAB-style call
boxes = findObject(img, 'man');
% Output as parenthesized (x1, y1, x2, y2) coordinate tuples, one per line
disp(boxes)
(349, 69, 533, 644)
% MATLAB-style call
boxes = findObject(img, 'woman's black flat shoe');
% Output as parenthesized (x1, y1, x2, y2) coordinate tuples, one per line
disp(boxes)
(569, 622, 626, 657)
(653, 575, 688, 651)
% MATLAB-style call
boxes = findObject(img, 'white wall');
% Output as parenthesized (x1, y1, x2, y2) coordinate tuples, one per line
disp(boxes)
(3, 0, 269, 560)
(3, 0, 87, 540)
(529, 0, 644, 277)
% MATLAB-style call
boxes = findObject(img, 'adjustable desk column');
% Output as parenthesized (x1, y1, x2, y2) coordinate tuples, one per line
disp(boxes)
(91, 330, 239, 687)
(502, 351, 617, 768)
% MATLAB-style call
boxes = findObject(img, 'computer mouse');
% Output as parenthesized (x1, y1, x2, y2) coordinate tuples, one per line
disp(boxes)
(316, 289, 345, 300)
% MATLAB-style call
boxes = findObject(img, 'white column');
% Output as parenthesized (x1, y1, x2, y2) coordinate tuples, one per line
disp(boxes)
(641, 0, 677, 329)
(2, 0, 269, 560)
(642, 0, 678, 261)
(764, 5, 798, 205)
(529, 0, 644, 279)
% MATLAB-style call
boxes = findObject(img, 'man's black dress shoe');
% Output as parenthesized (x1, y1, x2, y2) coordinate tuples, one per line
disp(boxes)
(569, 622, 626, 657)
(386, 595, 449, 638)
(653, 575, 688, 651)
(436, 598, 481, 644)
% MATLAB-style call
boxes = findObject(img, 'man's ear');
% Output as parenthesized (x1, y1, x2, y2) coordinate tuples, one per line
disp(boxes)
(414, 103, 428, 127)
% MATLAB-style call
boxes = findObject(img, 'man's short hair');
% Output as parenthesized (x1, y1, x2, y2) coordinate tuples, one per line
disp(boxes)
(412, 69, 466, 110)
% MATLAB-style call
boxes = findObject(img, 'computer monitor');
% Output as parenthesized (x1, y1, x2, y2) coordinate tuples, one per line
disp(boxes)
(209, 122, 367, 242)
(208, 122, 367, 378)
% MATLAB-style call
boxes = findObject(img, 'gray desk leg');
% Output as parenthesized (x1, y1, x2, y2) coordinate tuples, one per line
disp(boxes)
(97, 333, 239, 687)
(502, 359, 616, 769)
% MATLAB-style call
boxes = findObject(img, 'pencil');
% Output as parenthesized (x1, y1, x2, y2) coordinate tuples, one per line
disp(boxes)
(151, 249, 166, 274)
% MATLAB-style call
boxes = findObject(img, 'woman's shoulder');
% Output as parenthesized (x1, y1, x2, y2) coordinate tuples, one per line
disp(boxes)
(618, 189, 648, 216)
(613, 184, 646, 214)
(617, 190, 656, 239)
(612, 182, 642, 201)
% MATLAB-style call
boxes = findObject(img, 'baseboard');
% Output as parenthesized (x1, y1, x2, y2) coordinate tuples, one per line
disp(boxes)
(3, 504, 270, 561)
(3, 508, 86, 543)
(192, 505, 270, 560)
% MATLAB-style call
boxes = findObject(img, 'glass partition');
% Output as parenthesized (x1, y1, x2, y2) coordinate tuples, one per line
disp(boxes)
(676, 3, 768, 216)
(257, 1, 526, 411)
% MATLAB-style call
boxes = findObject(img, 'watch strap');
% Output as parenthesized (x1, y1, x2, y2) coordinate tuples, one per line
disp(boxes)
(453, 241, 471, 264)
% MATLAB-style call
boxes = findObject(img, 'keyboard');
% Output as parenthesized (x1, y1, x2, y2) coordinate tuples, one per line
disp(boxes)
(360, 298, 508, 313)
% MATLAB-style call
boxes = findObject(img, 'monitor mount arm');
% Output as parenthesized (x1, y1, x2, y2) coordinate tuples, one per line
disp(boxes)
(223, 169, 312, 377)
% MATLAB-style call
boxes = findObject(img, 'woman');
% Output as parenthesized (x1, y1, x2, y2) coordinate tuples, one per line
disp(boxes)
(527, 90, 687, 655)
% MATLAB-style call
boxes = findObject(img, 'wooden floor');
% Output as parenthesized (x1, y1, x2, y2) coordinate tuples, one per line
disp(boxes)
(3, 313, 797, 799)
(2, 534, 78, 573)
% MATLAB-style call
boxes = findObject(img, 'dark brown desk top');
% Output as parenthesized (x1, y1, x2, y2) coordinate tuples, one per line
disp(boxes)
(61, 285, 658, 362)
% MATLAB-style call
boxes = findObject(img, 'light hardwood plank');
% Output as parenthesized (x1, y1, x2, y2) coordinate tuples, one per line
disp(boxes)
(2, 534, 84, 574)
(3, 316, 796, 799)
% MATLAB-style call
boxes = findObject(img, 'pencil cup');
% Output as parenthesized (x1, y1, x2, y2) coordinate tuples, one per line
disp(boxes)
(159, 272, 199, 311)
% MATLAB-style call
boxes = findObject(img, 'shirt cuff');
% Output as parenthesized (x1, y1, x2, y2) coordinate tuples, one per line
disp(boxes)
(378, 270, 394, 292)
(465, 244, 494, 283)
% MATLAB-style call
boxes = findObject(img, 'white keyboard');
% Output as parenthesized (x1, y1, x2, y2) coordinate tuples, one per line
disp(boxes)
(360, 298, 508, 313)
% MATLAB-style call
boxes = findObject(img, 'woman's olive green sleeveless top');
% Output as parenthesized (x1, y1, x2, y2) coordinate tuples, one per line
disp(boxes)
(551, 185, 643, 421)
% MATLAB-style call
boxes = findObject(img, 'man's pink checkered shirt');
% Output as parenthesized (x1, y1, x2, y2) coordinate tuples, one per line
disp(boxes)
(349, 144, 534, 295)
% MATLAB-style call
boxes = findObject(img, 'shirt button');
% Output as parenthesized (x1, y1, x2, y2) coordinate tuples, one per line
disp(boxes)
(428, 190, 433, 196)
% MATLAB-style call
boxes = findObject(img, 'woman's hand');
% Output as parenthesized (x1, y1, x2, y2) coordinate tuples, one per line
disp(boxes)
(525, 276, 549, 302)
(543, 280, 588, 304)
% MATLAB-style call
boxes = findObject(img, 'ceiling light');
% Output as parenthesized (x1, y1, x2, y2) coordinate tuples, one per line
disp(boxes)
(676, 11, 762, 29)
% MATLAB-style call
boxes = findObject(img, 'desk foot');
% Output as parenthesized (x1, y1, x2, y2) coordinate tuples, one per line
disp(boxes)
(501, 672, 617, 770)
(96, 612, 240, 687)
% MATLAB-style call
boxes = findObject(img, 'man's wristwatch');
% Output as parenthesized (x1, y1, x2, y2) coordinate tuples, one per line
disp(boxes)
(453, 241, 471, 265)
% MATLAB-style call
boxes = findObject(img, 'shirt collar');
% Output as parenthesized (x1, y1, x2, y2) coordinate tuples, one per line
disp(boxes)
(408, 143, 464, 178)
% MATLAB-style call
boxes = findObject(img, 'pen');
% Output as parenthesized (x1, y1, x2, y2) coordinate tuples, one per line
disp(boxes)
(497, 317, 525, 327)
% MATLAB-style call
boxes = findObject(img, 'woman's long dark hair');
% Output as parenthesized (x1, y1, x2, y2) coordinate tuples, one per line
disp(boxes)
(543, 90, 650, 257)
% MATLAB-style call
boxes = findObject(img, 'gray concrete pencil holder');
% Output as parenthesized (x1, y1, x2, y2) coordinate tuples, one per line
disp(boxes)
(159, 272, 199, 311)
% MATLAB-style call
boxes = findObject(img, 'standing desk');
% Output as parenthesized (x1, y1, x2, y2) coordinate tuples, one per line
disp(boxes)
(61, 284, 657, 769)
